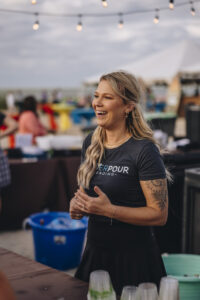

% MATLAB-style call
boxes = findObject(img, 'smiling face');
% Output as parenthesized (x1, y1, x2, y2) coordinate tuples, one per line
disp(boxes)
(92, 80, 133, 131)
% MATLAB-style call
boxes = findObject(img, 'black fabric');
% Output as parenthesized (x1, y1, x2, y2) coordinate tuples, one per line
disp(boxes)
(82, 133, 166, 223)
(75, 220, 166, 295)
(75, 133, 167, 294)
(0, 112, 5, 127)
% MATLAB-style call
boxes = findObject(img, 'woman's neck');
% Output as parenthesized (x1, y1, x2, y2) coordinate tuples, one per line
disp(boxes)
(104, 128, 131, 148)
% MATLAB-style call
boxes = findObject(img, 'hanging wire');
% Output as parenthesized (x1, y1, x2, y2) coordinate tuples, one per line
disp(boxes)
(118, 13, 124, 29)
(190, 1, 196, 15)
(153, 9, 159, 24)
(0, 0, 199, 20)
(33, 12, 39, 30)
(76, 14, 82, 31)
(169, 0, 175, 10)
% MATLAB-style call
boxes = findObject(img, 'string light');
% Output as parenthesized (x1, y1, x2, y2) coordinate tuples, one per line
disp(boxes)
(33, 13, 39, 30)
(118, 13, 124, 29)
(153, 9, 159, 24)
(102, 0, 108, 8)
(169, 0, 174, 10)
(0, 0, 200, 31)
(31, 0, 37, 4)
(76, 14, 82, 31)
(190, 1, 196, 15)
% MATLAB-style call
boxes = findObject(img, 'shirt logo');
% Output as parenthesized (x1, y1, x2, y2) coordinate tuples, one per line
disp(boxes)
(96, 163, 129, 176)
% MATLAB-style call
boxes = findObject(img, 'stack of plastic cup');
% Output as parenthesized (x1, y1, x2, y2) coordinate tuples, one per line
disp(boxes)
(136, 282, 158, 300)
(87, 270, 116, 300)
(120, 286, 137, 300)
(158, 277, 179, 300)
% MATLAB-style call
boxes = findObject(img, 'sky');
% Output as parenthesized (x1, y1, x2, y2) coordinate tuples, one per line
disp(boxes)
(0, 0, 200, 88)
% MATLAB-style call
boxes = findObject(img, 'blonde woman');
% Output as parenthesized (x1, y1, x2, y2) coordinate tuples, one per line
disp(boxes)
(70, 71, 169, 295)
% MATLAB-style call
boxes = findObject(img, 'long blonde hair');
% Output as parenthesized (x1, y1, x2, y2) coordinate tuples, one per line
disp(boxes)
(77, 71, 171, 188)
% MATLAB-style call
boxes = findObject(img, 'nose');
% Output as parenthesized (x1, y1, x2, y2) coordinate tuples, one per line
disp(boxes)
(93, 95, 103, 107)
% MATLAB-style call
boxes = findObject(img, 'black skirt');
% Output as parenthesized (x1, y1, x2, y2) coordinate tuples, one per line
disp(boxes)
(75, 218, 166, 295)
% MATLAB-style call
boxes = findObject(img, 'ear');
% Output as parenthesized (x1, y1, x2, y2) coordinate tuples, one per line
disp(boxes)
(126, 103, 135, 113)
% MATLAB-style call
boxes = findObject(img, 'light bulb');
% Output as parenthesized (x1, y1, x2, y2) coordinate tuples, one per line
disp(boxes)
(31, 0, 37, 4)
(153, 16, 159, 24)
(153, 9, 159, 24)
(76, 22, 82, 31)
(118, 13, 124, 29)
(118, 20, 124, 29)
(102, 0, 108, 8)
(191, 7, 195, 16)
(169, 0, 174, 10)
(33, 20, 39, 30)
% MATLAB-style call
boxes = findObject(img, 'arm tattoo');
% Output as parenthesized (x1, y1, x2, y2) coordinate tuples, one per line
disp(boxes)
(145, 179, 168, 211)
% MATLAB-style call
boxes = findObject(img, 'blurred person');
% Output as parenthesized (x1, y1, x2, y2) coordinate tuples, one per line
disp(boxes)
(0, 271, 16, 300)
(0, 112, 18, 140)
(0, 111, 18, 212)
(40, 90, 48, 104)
(15, 90, 24, 113)
(18, 96, 47, 142)
(51, 89, 62, 104)
(146, 87, 155, 111)
(5, 92, 16, 113)
(70, 71, 171, 295)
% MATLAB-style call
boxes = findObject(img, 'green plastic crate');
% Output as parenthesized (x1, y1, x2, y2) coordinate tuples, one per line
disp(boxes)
(162, 254, 200, 300)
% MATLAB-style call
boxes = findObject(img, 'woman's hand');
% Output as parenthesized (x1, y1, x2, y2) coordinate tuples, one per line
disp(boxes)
(75, 186, 112, 217)
(69, 195, 84, 220)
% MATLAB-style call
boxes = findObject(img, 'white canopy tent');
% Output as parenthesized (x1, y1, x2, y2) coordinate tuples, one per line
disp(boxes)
(85, 40, 200, 84)
(123, 39, 200, 83)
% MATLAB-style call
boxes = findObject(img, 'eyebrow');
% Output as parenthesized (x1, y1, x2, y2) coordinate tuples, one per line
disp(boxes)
(94, 91, 115, 96)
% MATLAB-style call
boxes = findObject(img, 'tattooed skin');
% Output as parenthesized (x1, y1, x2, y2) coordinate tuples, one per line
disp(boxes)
(144, 179, 168, 211)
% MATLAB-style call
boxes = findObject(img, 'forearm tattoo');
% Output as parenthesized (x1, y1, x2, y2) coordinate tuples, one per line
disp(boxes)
(145, 179, 168, 211)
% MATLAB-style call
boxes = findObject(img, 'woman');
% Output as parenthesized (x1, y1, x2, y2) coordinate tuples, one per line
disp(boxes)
(70, 71, 170, 295)
(18, 96, 47, 142)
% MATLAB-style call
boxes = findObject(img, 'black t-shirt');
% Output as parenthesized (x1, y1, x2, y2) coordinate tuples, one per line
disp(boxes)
(0, 112, 5, 127)
(82, 132, 166, 222)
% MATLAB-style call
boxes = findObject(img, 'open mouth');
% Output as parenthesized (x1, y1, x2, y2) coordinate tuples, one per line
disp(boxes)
(96, 110, 107, 116)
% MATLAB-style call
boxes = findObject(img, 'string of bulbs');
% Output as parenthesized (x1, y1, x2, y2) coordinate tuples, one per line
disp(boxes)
(0, 0, 199, 31)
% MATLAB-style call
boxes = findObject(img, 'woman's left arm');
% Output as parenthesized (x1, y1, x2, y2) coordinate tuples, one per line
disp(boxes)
(75, 179, 168, 226)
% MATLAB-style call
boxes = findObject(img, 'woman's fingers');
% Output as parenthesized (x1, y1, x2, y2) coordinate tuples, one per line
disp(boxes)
(70, 200, 79, 212)
(70, 213, 83, 220)
(94, 185, 105, 197)
(75, 193, 89, 212)
(76, 190, 90, 201)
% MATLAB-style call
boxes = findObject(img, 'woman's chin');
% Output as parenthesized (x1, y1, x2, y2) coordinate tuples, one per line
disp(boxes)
(96, 120, 106, 128)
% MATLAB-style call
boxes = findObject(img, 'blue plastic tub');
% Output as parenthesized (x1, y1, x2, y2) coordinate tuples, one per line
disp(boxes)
(28, 212, 88, 270)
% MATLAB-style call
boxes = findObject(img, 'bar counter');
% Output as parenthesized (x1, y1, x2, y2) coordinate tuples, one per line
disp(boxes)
(0, 247, 88, 300)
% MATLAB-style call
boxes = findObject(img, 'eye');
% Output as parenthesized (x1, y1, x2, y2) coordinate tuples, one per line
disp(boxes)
(105, 96, 113, 100)
(94, 94, 98, 98)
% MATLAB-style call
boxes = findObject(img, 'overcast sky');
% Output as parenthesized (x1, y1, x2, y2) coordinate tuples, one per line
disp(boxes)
(0, 0, 200, 88)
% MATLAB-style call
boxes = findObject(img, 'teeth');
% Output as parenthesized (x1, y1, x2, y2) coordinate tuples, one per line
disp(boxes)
(97, 111, 106, 115)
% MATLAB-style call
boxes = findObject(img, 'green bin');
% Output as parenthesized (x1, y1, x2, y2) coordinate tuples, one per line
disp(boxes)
(162, 254, 200, 300)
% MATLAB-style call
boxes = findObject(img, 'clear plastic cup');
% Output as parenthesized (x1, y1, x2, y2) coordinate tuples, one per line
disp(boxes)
(120, 285, 137, 300)
(87, 270, 116, 300)
(158, 276, 179, 300)
(136, 282, 158, 300)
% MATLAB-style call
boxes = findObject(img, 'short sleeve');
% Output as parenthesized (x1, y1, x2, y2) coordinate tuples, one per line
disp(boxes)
(81, 132, 93, 163)
(137, 142, 166, 180)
